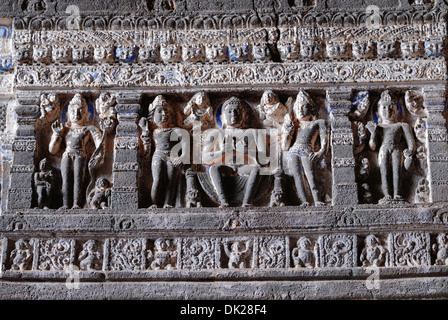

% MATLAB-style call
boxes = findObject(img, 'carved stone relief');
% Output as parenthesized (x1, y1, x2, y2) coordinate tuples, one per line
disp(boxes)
(1, 1, 448, 300)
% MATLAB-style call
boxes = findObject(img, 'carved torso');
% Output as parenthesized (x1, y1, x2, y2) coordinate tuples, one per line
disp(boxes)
(153, 128, 180, 152)
(378, 122, 407, 151)
(65, 126, 89, 152)
(291, 121, 321, 155)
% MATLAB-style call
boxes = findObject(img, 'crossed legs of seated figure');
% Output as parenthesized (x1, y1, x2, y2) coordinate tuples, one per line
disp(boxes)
(209, 164, 260, 208)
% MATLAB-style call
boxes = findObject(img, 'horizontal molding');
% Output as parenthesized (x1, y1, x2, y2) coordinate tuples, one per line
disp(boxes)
(15, 58, 447, 89)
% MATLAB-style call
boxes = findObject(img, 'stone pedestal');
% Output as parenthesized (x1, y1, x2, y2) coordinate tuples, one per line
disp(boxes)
(423, 86, 448, 203)
(326, 89, 358, 206)
(7, 92, 39, 210)
(111, 92, 141, 210)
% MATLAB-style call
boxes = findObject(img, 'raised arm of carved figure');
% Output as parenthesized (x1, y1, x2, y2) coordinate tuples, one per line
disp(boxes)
(359, 247, 367, 266)
(138, 117, 152, 158)
(281, 114, 295, 151)
(49, 119, 65, 155)
(366, 121, 377, 151)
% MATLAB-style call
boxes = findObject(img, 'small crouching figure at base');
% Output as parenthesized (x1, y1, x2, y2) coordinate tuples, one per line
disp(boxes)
(34, 158, 54, 209)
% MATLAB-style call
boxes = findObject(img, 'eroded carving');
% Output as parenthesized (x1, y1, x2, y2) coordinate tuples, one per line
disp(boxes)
(223, 239, 252, 269)
(148, 239, 178, 270)
(38, 239, 73, 271)
(360, 235, 389, 267)
(10, 239, 33, 271)
(108, 238, 146, 271)
(292, 237, 316, 268)
(147, 95, 187, 208)
(78, 240, 102, 271)
(88, 178, 112, 209)
(433, 233, 448, 265)
(34, 158, 54, 209)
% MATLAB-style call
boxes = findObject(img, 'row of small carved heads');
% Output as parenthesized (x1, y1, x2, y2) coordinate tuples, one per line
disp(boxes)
(13, 38, 445, 65)
(6, 233, 447, 271)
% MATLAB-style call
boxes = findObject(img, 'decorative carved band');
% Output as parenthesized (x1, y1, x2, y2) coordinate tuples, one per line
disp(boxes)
(113, 162, 139, 172)
(15, 58, 446, 89)
(333, 158, 356, 168)
(4, 231, 440, 273)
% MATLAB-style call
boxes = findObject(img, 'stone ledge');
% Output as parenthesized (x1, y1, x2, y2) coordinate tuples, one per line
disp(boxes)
(0, 204, 446, 233)
(1, 266, 448, 281)
(1, 277, 448, 299)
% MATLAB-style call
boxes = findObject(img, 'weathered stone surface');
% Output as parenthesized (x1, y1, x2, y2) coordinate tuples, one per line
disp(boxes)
(0, 0, 447, 300)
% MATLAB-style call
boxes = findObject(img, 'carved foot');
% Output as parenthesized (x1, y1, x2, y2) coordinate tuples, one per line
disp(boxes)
(60, 205, 69, 210)
(149, 204, 158, 209)
(43, 206, 49, 210)
(163, 204, 173, 209)
(72, 205, 81, 209)
(300, 202, 310, 207)
(242, 203, 253, 208)
(314, 201, 326, 207)
(379, 195, 393, 204)
(220, 202, 230, 208)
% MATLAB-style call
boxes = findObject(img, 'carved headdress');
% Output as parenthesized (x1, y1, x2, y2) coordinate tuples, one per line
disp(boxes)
(260, 90, 279, 107)
(378, 90, 393, 107)
(148, 95, 168, 117)
(67, 93, 88, 123)
(377, 90, 397, 123)
(147, 95, 180, 126)
(293, 90, 316, 121)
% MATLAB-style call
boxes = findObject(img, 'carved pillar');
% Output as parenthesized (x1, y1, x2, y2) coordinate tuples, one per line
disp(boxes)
(111, 92, 141, 210)
(326, 89, 358, 206)
(7, 91, 40, 210)
(423, 86, 448, 203)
